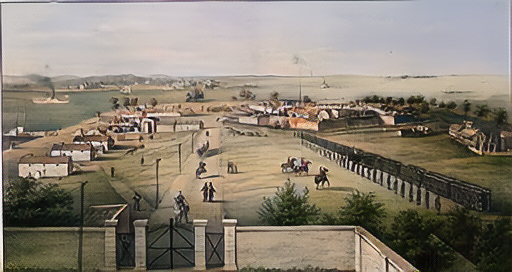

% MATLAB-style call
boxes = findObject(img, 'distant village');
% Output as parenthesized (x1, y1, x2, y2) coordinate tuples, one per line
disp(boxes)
(16, 80, 512, 180)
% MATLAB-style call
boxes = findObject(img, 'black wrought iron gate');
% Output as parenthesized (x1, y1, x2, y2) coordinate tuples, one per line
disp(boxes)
(117, 233, 135, 267)
(205, 226, 224, 268)
(147, 219, 195, 270)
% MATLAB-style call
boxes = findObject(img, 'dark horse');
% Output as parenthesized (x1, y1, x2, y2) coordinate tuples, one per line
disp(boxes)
(196, 161, 207, 179)
(314, 166, 330, 189)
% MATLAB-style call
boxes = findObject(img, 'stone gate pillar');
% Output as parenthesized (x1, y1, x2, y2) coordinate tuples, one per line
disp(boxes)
(133, 219, 148, 270)
(193, 219, 208, 270)
(223, 219, 238, 271)
(104, 219, 118, 271)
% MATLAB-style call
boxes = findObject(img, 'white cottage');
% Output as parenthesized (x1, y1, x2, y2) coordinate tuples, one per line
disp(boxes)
(73, 135, 115, 153)
(50, 143, 97, 162)
(19, 155, 72, 179)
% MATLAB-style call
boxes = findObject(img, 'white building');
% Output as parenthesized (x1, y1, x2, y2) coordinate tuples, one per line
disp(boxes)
(19, 155, 72, 179)
(50, 143, 97, 162)
(73, 135, 115, 153)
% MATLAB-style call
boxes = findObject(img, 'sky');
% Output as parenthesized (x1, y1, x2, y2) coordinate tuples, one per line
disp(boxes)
(1, 0, 510, 77)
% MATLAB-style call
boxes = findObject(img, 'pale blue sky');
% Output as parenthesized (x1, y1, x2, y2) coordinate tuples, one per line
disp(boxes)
(1, 0, 509, 77)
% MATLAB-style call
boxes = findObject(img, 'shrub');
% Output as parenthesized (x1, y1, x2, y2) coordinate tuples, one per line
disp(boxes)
(258, 180, 320, 226)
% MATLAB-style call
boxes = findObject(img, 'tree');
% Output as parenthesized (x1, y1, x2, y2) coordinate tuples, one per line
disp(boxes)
(438, 206, 481, 260)
(149, 98, 158, 107)
(475, 104, 491, 118)
(446, 101, 457, 109)
(4, 177, 79, 227)
(493, 108, 508, 126)
(270, 91, 280, 101)
(463, 99, 471, 118)
(420, 102, 430, 114)
(123, 97, 131, 108)
(337, 191, 386, 237)
(407, 96, 416, 105)
(429, 98, 437, 106)
(438, 101, 446, 108)
(476, 218, 512, 272)
(303, 95, 312, 103)
(397, 97, 405, 106)
(258, 180, 320, 226)
(390, 210, 454, 272)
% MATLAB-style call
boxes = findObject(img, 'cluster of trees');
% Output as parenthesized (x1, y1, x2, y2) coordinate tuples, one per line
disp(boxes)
(259, 180, 512, 272)
(362, 94, 509, 125)
(4, 177, 79, 227)
(109, 97, 158, 110)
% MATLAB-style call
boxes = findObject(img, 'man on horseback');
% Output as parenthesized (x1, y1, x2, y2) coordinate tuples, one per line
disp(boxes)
(196, 161, 207, 179)
(314, 166, 330, 189)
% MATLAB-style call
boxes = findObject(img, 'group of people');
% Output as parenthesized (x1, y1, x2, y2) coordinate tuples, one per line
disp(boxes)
(200, 181, 216, 202)
(174, 190, 190, 224)
(286, 156, 312, 174)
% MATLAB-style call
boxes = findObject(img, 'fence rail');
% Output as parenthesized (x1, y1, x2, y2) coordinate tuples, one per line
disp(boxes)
(298, 132, 491, 212)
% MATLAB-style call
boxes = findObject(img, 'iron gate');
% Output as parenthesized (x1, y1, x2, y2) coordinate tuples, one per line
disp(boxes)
(117, 233, 135, 267)
(147, 219, 195, 270)
(205, 226, 224, 268)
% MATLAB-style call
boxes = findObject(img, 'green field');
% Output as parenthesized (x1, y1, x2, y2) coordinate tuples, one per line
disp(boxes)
(322, 131, 512, 215)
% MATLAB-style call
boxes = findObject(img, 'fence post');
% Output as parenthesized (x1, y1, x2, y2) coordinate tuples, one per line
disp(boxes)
(133, 219, 148, 270)
(223, 219, 238, 271)
(104, 219, 118, 271)
(193, 219, 208, 270)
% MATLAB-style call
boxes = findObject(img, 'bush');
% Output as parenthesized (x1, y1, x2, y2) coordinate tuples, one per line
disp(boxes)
(258, 180, 320, 226)
(446, 101, 457, 109)
(4, 177, 79, 227)
(336, 191, 386, 237)
(390, 210, 454, 272)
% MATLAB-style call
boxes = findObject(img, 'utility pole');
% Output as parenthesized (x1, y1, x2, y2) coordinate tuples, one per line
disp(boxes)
(155, 158, 161, 209)
(78, 181, 88, 272)
(178, 143, 182, 174)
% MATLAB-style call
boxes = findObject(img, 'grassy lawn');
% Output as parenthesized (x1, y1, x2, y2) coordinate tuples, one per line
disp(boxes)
(322, 131, 512, 215)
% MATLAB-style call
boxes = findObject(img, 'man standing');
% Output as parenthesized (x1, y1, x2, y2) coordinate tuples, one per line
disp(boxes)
(201, 182, 209, 202)
(208, 182, 216, 202)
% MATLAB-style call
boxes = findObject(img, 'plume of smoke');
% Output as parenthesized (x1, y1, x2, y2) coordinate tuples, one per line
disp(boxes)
(292, 54, 313, 76)
(27, 74, 55, 99)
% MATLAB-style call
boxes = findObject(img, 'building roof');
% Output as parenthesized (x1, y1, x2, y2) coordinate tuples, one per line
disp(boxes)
(84, 204, 128, 227)
(73, 135, 110, 142)
(51, 143, 93, 151)
(19, 155, 71, 164)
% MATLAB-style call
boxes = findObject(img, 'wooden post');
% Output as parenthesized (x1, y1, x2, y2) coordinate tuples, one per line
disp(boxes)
(178, 143, 182, 174)
(78, 181, 88, 272)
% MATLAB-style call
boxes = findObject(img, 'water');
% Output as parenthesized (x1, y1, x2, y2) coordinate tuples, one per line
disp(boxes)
(2, 88, 187, 132)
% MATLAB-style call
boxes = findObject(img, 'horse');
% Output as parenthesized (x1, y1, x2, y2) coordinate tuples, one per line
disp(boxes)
(295, 159, 312, 176)
(314, 166, 330, 189)
(196, 161, 207, 179)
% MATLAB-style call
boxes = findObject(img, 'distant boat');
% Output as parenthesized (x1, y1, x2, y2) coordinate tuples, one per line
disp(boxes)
(320, 78, 330, 89)
(120, 86, 132, 94)
(33, 97, 70, 104)
(32, 86, 69, 104)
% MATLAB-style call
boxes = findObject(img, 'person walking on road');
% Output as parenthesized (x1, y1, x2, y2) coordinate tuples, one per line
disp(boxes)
(201, 182, 209, 202)
(208, 182, 216, 202)
(175, 191, 190, 224)
(133, 192, 142, 211)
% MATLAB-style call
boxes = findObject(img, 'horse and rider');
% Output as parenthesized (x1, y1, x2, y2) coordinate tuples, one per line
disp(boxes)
(314, 166, 330, 189)
(281, 156, 312, 175)
(196, 161, 207, 179)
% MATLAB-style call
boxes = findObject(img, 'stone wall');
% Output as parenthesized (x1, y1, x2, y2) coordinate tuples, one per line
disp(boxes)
(4, 227, 106, 271)
(236, 226, 356, 271)
(232, 225, 416, 272)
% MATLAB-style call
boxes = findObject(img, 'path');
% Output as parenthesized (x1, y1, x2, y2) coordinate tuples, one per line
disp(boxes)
(148, 116, 227, 228)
